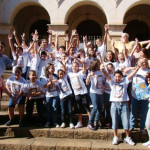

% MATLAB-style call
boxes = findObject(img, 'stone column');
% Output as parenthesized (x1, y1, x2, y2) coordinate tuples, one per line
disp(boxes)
(47, 24, 69, 46)
(0, 24, 13, 57)
(107, 24, 126, 50)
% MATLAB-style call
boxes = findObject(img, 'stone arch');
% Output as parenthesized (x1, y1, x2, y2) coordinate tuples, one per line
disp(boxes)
(123, 2, 150, 41)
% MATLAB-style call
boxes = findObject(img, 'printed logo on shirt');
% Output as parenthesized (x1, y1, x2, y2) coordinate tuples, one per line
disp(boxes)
(70, 76, 82, 90)
(114, 84, 124, 98)
(48, 83, 59, 92)
(95, 75, 104, 90)
(59, 80, 69, 93)
(12, 83, 21, 95)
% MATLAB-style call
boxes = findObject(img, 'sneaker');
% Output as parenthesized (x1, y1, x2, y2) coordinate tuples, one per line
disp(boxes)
(44, 122, 50, 128)
(60, 122, 66, 128)
(143, 141, 150, 146)
(69, 123, 75, 129)
(5, 119, 14, 126)
(87, 124, 95, 131)
(112, 136, 119, 145)
(53, 123, 59, 128)
(19, 120, 25, 127)
(94, 122, 101, 130)
(124, 137, 135, 146)
(75, 122, 83, 128)
(90, 105, 93, 108)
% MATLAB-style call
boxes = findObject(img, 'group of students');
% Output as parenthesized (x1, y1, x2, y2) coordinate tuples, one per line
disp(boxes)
(1, 25, 150, 147)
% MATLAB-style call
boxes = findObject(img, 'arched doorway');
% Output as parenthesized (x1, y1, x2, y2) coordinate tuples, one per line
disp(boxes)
(13, 5, 50, 41)
(66, 4, 107, 42)
(124, 4, 150, 41)
(76, 20, 102, 41)
(124, 20, 149, 41)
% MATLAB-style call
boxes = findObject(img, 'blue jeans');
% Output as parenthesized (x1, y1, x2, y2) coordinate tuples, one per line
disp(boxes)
(103, 92, 111, 124)
(45, 96, 59, 124)
(111, 102, 129, 130)
(8, 96, 25, 107)
(60, 94, 73, 123)
(89, 93, 103, 124)
(130, 97, 148, 130)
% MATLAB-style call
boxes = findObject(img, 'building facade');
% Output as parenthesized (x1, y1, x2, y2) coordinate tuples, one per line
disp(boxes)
(0, 0, 150, 56)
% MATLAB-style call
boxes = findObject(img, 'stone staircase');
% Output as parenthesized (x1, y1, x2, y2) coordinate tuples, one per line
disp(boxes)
(0, 70, 149, 150)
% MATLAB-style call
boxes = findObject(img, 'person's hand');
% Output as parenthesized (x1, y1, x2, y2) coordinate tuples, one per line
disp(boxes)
(21, 33, 25, 39)
(12, 30, 16, 36)
(135, 38, 139, 46)
(104, 24, 109, 32)
(80, 57, 85, 64)
(83, 36, 87, 42)
(8, 34, 13, 40)
(64, 34, 69, 42)
(96, 51, 101, 56)
(90, 71, 95, 76)
(72, 29, 77, 36)
(47, 29, 52, 35)
(29, 97, 32, 101)
(100, 63, 105, 70)
(14, 43, 18, 48)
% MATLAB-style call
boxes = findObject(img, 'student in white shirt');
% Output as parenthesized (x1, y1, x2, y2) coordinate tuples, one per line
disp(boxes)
(86, 59, 105, 130)
(5, 67, 26, 127)
(68, 61, 90, 128)
(24, 70, 45, 126)
(130, 58, 150, 132)
(57, 69, 74, 129)
(101, 63, 140, 146)
(41, 63, 60, 128)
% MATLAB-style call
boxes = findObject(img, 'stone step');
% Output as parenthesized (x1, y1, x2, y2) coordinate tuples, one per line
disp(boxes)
(0, 137, 149, 150)
(3, 70, 12, 80)
(0, 125, 148, 142)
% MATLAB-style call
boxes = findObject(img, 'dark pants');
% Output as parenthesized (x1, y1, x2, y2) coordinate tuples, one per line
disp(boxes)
(26, 98, 44, 123)
(60, 94, 73, 123)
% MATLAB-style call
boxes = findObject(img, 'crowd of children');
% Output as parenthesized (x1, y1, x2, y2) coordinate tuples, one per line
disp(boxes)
(1, 25, 150, 147)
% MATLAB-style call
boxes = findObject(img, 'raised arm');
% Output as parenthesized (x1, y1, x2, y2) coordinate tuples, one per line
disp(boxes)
(83, 36, 87, 49)
(8, 34, 16, 54)
(130, 38, 139, 57)
(122, 42, 128, 60)
(54, 33, 59, 52)
(103, 24, 108, 44)
(100, 63, 111, 81)
(111, 40, 118, 61)
(64, 34, 69, 51)
(47, 29, 52, 45)
(21, 33, 28, 49)
(13, 30, 21, 47)
(127, 66, 140, 81)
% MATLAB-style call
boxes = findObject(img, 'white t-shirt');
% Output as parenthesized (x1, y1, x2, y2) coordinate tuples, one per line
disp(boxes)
(88, 71, 105, 94)
(41, 75, 59, 97)
(12, 52, 29, 73)
(132, 68, 150, 99)
(38, 58, 52, 78)
(30, 54, 40, 73)
(68, 71, 87, 95)
(58, 76, 72, 99)
(105, 73, 114, 94)
(108, 77, 130, 102)
(24, 79, 45, 99)
(6, 76, 26, 96)
(97, 43, 106, 61)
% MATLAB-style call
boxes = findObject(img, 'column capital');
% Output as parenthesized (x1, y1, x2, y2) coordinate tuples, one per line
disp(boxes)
(0, 24, 13, 34)
(47, 24, 69, 35)
(108, 24, 127, 36)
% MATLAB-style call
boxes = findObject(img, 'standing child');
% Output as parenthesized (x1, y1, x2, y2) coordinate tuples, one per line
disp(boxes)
(41, 63, 60, 128)
(101, 63, 140, 145)
(58, 69, 74, 128)
(143, 72, 150, 148)
(68, 61, 90, 128)
(5, 66, 26, 127)
(86, 59, 105, 130)
(24, 70, 45, 126)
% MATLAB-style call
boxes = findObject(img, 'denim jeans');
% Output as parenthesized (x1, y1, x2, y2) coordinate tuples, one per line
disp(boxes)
(45, 96, 59, 124)
(146, 107, 150, 140)
(103, 92, 111, 124)
(130, 97, 148, 130)
(60, 94, 73, 123)
(88, 93, 103, 124)
(26, 98, 44, 122)
(111, 102, 129, 130)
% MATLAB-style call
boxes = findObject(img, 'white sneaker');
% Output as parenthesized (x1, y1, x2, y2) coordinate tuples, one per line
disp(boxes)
(75, 122, 83, 128)
(143, 141, 150, 146)
(69, 123, 75, 129)
(53, 123, 59, 128)
(124, 137, 135, 146)
(60, 122, 66, 128)
(112, 136, 118, 145)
